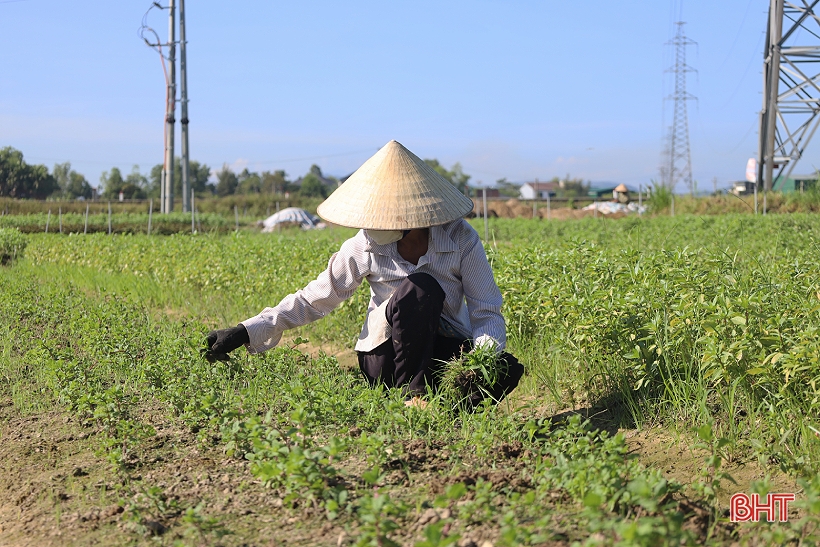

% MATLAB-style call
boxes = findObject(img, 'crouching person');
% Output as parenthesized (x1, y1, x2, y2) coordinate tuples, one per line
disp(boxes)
(205, 140, 524, 408)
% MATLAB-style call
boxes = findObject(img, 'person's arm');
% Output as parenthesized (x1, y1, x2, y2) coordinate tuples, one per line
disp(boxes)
(458, 222, 506, 351)
(240, 235, 369, 354)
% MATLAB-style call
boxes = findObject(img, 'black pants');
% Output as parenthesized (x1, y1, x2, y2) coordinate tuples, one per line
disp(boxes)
(357, 272, 524, 405)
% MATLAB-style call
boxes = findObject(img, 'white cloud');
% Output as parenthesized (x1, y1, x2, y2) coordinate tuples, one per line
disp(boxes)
(229, 158, 249, 173)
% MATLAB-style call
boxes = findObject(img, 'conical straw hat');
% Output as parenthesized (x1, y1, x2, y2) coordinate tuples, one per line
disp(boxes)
(316, 140, 474, 230)
(614, 183, 628, 192)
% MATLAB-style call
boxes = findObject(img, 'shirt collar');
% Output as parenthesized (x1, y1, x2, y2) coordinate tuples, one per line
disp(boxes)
(429, 223, 458, 253)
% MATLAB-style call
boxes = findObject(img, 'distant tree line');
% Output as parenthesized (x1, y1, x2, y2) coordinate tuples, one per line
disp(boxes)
(424, 159, 471, 194)
(1, 146, 482, 201)
(90, 161, 338, 201)
(0, 147, 314, 201)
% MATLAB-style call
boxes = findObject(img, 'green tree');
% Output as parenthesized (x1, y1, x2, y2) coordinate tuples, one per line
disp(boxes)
(299, 173, 327, 198)
(237, 168, 262, 194)
(215, 165, 238, 197)
(148, 159, 213, 198)
(0, 147, 59, 199)
(53, 162, 71, 193)
(148, 164, 163, 198)
(179, 160, 212, 196)
(260, 170, 289, 194)
(52, 161, 93, 199)
(424, 159, 470, 194)
(66, 172, 93, 199)
(125, 165, 147, 188)
(556, 176, 590, 198)
(495, 177, 521, 198)
(117, 165, 147, 199)
(307, 164, 338, 187)
(100, 167, 126, 199)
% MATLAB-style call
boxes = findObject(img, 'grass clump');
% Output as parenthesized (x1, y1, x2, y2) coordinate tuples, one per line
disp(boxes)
(439, 343, 510, 410)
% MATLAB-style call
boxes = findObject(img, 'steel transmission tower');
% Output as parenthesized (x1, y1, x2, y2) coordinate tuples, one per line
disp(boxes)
(662, 22, 697, 194)
(758, 0, 820, 192)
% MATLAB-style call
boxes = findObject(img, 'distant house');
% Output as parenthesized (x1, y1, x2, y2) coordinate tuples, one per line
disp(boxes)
(473, 188, 500, 199)
(731, 180, 753, 195)
(587, 182, 628, 199)
(773, 174, 818, 193)
(519, 181, 558, 200)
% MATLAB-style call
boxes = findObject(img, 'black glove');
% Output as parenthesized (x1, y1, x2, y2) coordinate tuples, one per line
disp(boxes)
(203, 325, 249, 362)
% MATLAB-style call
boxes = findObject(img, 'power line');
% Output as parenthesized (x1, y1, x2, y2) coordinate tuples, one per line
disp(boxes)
(23, 148, 380, 170)
(254, 148, 378, 165)
(716, 0, 756, 72)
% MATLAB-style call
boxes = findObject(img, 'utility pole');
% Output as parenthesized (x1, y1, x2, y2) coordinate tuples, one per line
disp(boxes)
(163, 0, 176, 214)
(758, 0, 820, 192)
(663, 22, 696, 195)
(179, 0, 190, 213)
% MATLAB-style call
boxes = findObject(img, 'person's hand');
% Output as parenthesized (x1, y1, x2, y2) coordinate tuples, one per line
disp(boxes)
(404, 396, 428, 409)
(202, 325, 249, 362)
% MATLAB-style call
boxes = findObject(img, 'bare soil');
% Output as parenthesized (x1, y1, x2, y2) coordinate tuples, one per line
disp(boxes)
(0, 398, 346, 546)
(0, 389, 763, 547)
(624, 428, 802, 511)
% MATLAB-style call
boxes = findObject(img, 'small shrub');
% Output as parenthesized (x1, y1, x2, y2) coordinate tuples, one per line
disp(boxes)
(0, 227, 26, 265)
(646, 182, 673, 212)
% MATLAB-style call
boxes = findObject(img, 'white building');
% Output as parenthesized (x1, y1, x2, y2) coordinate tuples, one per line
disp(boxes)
(519, 181, 558, 200)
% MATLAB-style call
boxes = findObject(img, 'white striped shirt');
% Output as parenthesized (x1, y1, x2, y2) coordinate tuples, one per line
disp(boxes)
(241, 219, 506, 354)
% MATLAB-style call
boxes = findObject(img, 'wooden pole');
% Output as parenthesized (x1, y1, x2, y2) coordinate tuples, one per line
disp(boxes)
(84, 203, 89, 234)
(148, 199, 153, 235)
(45, 209, 51, 233)
(482, 189, 488, 241)
(754, 182, 759, 214)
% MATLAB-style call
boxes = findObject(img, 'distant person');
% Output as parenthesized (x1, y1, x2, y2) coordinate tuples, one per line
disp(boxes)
(205, 140, 524, 408)
(612, 184, 630, 204)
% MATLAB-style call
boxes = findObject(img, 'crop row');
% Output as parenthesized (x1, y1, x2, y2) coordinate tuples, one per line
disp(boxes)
(0, 211, 239, 234)
(21, 215, 820, 474)
(3, 266, 797, 545)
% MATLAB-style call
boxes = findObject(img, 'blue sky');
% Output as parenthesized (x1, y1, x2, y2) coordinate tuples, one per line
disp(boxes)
(0, 1, 778, 192)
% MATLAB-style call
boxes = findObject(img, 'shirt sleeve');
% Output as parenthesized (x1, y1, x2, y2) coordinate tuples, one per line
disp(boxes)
(241, 236, 369, 354)
(458, 222, 507, 351)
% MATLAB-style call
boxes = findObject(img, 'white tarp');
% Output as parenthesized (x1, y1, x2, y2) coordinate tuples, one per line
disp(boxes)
(259, 207, 325, 231)
(582, 202, 647, 215)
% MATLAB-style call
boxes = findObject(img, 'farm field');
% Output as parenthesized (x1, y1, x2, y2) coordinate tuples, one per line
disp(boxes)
(1, 214, 820, 546)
